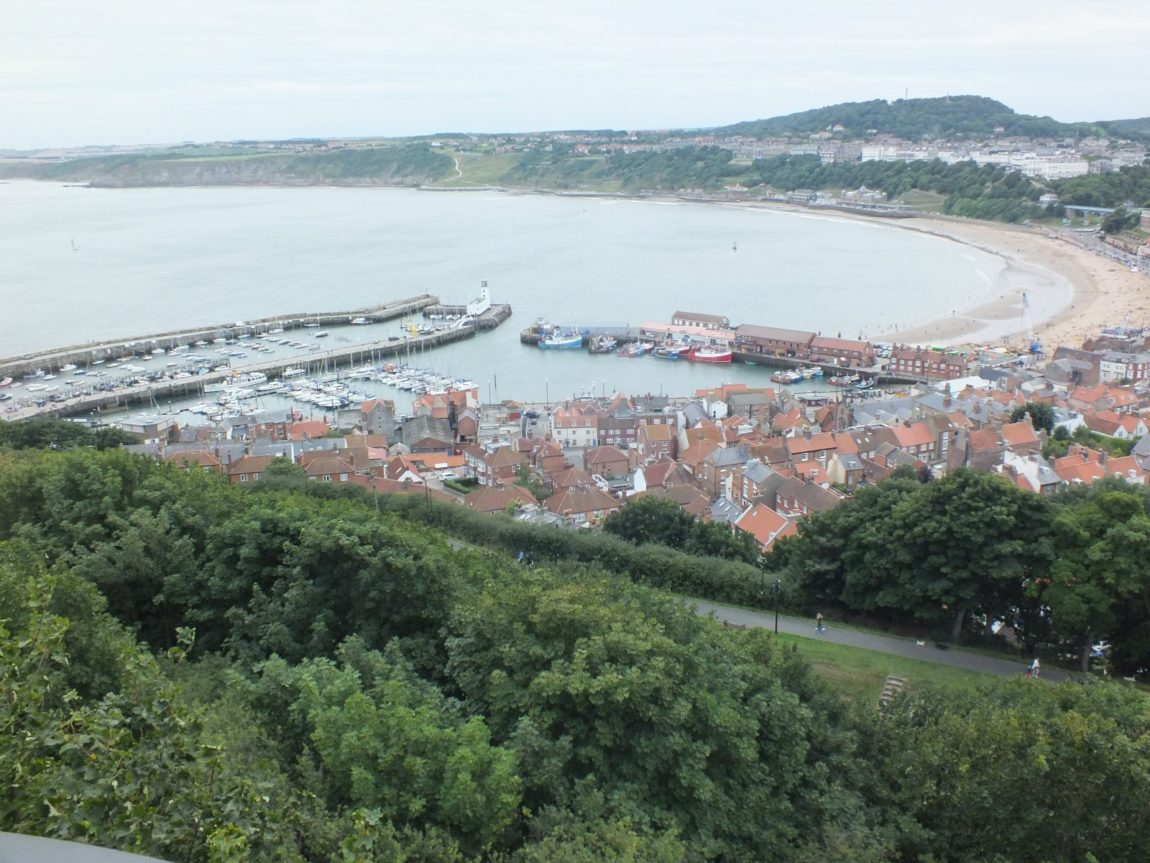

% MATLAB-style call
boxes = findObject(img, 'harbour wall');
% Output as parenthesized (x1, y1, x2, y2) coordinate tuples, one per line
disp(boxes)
(0, 295, 440, 381)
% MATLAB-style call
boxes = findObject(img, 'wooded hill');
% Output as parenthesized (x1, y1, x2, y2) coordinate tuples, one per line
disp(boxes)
(2, 422, 1150, 862)
(713, 95, 1134, 141)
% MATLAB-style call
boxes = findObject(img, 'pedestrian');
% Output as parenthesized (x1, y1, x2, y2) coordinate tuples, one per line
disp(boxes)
(815, 612, 824, 634)
(1031, 657, 1040, 679)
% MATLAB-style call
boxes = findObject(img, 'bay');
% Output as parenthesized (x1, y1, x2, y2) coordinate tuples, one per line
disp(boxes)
(1, 181, 1004, 406)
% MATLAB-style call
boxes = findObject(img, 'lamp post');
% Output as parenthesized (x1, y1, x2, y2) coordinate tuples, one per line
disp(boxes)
(774, 579, 781, 635)
(545, 378, 549, 408)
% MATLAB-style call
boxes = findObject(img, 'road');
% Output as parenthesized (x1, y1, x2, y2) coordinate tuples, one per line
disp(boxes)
(689, 599, 1071, 681)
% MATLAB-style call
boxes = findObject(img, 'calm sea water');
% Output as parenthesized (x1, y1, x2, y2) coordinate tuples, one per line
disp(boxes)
(1, 181, 1008, 404)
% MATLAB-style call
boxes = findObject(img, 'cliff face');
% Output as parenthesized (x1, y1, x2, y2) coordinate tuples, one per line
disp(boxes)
(1, 144, 455, 187)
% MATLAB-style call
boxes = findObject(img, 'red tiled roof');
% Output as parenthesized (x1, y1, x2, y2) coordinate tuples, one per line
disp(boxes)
(463, 484, 538, 512)
(734, 503, 797, 550)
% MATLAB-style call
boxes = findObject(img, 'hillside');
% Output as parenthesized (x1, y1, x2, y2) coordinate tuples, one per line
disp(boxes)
(3, 427, 1150, 861)
(1105, 116, 1150, 135)
(715, 95, 1117, 140)
(0, 143, 454, 187)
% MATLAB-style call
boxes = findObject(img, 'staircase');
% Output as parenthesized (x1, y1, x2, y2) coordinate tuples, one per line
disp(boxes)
(879, 675, 907, 708)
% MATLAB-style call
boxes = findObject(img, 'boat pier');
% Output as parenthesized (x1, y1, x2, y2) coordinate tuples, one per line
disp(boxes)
(0, 295, 439, 382)
(520, 324, 641, 347)
(4, 301, 513, 422)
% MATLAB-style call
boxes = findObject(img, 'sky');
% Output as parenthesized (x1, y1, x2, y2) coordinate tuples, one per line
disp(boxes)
(3, 0, 1150, 150)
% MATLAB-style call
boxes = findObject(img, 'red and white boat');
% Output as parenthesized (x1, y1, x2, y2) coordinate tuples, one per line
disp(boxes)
(688, 346, 733, 363)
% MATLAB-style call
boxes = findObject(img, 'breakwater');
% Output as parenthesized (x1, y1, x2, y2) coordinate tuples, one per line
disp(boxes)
(0, 295, 440, 381)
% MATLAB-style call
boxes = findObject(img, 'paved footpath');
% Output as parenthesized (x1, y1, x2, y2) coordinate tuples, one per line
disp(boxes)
(689, 599, 1071, 682)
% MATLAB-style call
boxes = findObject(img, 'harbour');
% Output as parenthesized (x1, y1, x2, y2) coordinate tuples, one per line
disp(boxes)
(2, 289, 512, 421)
(0, 181, 1047, 414)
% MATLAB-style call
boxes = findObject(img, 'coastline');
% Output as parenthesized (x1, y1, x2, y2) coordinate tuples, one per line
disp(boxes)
(716, 197, 1147, 352)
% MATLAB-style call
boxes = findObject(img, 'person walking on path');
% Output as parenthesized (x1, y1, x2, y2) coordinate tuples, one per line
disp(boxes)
(1030, 657, 1040, 679)
(815, 613, 825, 634)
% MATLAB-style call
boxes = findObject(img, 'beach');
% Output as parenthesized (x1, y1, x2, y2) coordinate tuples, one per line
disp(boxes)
(860, 216, 1147, 351)
(729, 198, 1149, 353)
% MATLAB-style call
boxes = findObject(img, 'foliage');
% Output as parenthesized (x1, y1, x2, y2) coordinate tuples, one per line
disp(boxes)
(1102, 206, 1144, 234)
(879, 680, 1150, 863)
(1042, 424, 1133, 459)
(0, 145, 454, 186)
(7, 444, 1150, 861)
(602, 495, 760, 563)
(0, 418, 138, 450)
(253, 641, 520, 852)
(0, 548, 304, 862)
(717, 95, 1112, 141)
(1055, 165, 1150, 209)
(1009, 401, 1055, 433)
(443, 569, 883, 860)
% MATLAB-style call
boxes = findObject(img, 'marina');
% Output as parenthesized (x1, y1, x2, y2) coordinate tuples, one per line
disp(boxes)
(1, 290, 512, 421)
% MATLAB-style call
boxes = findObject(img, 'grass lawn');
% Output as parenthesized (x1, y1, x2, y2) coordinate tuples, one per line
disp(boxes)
(432, 151, 520, 186)
(897, 189, 948, 212)
(774, 631, 994, 700)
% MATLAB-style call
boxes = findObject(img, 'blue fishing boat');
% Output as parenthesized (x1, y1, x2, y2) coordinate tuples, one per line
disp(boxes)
(538, 331, 583, 350)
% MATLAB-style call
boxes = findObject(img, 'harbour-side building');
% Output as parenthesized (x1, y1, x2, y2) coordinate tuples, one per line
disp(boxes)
(735, 325, 816, 358)
(671, 310, 730, 330)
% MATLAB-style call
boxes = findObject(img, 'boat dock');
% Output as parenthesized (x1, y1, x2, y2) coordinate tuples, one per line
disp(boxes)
(4, 301, 512, 422)
(520, 323, 641, 347)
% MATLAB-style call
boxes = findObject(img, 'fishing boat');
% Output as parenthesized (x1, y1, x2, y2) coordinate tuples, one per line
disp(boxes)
(770, 369, 803, 384)
(588, 335, 618, 354)
(687, 345, 733, 363)
(538, 331, 583, 350)
(652, 344, 686, 360)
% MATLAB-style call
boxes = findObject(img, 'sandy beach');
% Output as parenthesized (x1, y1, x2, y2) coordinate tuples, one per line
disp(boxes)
(883, 217, 1149, 352)
(729, 198, 1150, 353)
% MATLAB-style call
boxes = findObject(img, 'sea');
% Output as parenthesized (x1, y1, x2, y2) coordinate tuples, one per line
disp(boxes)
(1, 180, 1014, 413)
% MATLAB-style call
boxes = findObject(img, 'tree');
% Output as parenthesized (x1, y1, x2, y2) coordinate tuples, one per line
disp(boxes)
(886, 470, 1055, 641)
(254, 641, 520, 853)
(1009, 401, 1055, 434)
(879, 680, 1150, 863)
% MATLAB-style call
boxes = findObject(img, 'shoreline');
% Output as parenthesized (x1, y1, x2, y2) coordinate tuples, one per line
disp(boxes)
(718, 198, 1145, 352)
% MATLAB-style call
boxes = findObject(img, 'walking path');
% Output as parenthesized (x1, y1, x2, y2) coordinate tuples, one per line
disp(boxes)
(689, 599, 1071, 682)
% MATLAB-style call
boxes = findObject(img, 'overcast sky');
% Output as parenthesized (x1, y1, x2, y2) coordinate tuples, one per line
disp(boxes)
(4, 0, 1149, 149)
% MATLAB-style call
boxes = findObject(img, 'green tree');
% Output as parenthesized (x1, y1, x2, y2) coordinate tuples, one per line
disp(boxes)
(255, 641, 520, 853)
(1009, 401, 1055, 434)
